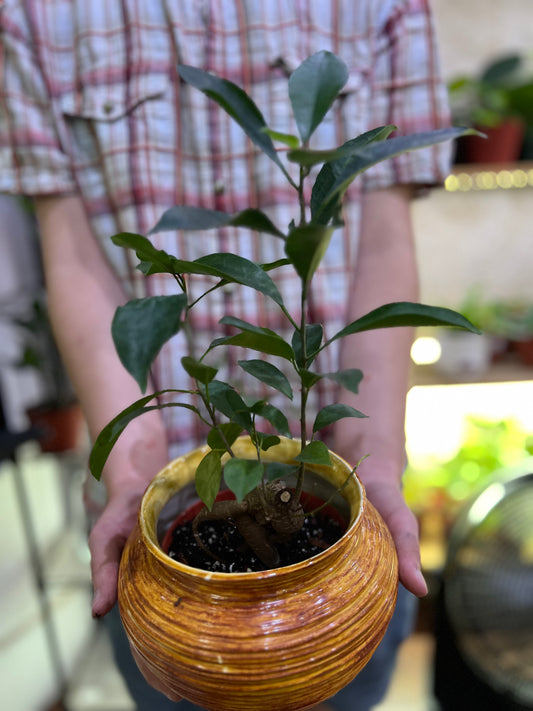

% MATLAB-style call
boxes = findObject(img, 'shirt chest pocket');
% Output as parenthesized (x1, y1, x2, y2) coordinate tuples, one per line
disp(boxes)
(57, 71, 173, 215)
(59, 73, 170, 123)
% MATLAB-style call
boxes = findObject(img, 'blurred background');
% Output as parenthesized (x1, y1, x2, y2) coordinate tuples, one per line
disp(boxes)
(1, 1, 533, 709)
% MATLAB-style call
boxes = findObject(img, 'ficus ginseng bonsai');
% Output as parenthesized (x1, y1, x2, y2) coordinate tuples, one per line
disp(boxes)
(89, 51, 480, 568)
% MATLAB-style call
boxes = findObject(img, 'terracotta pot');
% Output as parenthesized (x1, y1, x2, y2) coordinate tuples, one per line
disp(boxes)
(26, 401, 85, 453)
(455, 117, 525, 164)
(118, 437, 398, 711)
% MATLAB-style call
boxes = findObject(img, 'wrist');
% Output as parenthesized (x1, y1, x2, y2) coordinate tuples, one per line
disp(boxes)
(100, 414, 169, 498)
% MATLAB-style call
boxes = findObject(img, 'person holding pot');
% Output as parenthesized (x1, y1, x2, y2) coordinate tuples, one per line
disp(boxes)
(0, 1, 450, 709)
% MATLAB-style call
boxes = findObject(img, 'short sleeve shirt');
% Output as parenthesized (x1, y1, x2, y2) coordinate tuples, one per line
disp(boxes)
(0, 0, 451, 454)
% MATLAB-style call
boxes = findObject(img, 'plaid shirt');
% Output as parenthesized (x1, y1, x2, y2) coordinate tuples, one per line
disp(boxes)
(1, 0, 451, 455)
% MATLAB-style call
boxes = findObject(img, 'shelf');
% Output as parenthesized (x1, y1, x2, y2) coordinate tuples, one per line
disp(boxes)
(410, 358, 533, 387)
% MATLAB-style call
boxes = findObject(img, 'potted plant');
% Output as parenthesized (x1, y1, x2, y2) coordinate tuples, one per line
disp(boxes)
(89, 52, 479, 710)
(15, 295, 85, 452)
(448, 53, 532, 164)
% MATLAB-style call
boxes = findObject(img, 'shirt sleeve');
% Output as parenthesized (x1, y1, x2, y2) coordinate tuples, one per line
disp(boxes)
(0, 6, 76, 196)
(362, 0, 452, 192)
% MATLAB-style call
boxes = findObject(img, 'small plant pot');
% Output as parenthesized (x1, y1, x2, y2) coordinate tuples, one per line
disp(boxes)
(455, 117, 525, 164)
(118, 436, 398, 711)
(26, 401, 85, 453)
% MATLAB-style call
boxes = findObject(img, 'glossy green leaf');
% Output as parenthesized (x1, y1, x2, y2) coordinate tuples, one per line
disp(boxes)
(300, 367, 364, 392)
(313, 404, 367, 433)
(312, 127, 479, 224)
(197, 253, 284, 305)
(206, 422, 243, 451)
(323, 368, 364, 394)
(285, 224, 334, 284)
(195, 450, 222, 510)
(224, 458, 264, 502)
(265, 461, 299, 482)
(289, 51, 348, 143)
(89, 392, 199, 480)
(213, 317, 294, 361)
(150, 206, 285, 239)
(250, 402, 292, 439)
(291, 324, 323, 366)
(112, 295, 187, 392)
(310, 126, 395, 224)
(206, 380, 252, 430)
(238, 359, 293, 399)
(181, 356, 218, 385)
(326, 301, 482, 346)
(177, 65, 292, 182)
(263, 128, 300, 149)
(295, 440, 332, 466)
(112, 232, 185, 276)
(255, 433, 281, 451)
(212, 332, 294, 361)
(290, 125, 395, 169)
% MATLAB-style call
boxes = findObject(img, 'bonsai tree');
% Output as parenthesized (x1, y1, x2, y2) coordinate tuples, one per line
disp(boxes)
(90, 51, 479, 567)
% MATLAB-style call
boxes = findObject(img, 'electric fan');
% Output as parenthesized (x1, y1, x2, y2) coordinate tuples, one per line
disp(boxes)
(434, 469, 533, 710)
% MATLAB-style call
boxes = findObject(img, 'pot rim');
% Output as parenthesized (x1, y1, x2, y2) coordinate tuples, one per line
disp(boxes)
(138, 436, 364, 582)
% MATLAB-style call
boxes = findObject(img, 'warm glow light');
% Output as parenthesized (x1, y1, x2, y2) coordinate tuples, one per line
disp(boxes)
(410, 336, 442, 365)
(406, 381, 533, 464)
(445, 168, 533, 192)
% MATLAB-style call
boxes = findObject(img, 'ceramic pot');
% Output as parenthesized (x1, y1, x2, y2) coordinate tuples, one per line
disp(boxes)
(118, 436, 398, 711)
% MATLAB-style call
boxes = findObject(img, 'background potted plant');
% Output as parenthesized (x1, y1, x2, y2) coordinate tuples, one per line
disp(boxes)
(89, 52, 479, 710)
(448, 53, 533, 164)
(14, 294, 85, 452)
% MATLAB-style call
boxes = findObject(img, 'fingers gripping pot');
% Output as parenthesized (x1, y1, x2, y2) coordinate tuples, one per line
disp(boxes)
(118, 437, 399, 711)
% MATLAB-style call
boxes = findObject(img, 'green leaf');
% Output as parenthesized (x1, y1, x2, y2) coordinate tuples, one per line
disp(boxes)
(197, 253, 284, 306)
(206, 422, 243, 451)
(312, 127, 479, 224)
(224, 458, 264, 502)
(291, 324, 323, 366)
(327, 301, 482, 346)
(112, 232, 186, 276)
(290, 125, 395, 169)
(112, 295, 187, 392)
(195, 450, 223, 510)
(251, 402, 292, 439)
(238, 359, 293, 399)
(295, 440, 332, 467)
(151, 206, 230, 232)
(265, 461, 299, 482)
(177, 65, 292, 182)
(313, 404, 367, 433)
(213, 317, 294, 361)
(289, 51, 348, 143)
(310, 126, 395, 225)
(262, 128, 300, 149)
(212, 332, 295, 361)
(150, 206, 285, 239)
(89, 392, 200, 480)
(285, 224, 334, 284)
(255, 433, 281, 451)
(181, 356, 218, 385)
(323, 368, 364, 394)
(207, 380, 253, 430)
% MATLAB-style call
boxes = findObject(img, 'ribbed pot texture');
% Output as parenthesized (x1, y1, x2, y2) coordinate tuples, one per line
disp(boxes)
(118, 437, 399, 711)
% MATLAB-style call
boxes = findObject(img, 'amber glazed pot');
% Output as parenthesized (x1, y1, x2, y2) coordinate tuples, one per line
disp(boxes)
(118, 437, 398, 711)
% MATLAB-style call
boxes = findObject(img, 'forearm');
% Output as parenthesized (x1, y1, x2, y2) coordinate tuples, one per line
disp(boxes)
(333, 186, 417, 484)
(35, 195, 168, 496)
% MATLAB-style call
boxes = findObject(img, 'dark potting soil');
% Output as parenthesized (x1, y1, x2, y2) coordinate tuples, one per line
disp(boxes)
(166, 510, 346, 573)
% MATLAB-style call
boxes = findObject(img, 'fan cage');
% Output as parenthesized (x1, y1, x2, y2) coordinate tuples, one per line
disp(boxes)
(443, 471, 533, 707)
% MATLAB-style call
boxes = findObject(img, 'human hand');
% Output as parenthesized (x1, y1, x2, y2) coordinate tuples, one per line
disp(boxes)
(89, 487, 146, 617)
(362, 475, 427, 597)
